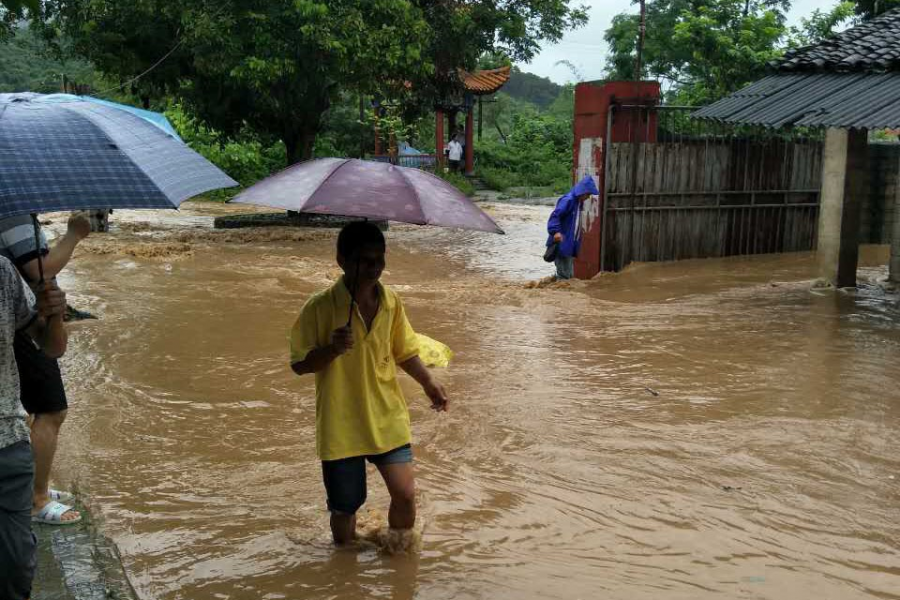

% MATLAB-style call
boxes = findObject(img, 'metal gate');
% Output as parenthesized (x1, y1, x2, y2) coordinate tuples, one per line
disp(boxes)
(601, 105, 823, 272)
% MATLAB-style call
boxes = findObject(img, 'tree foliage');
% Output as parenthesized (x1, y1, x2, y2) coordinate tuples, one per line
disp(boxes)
(38, 0, 588, 165)
(789, 1, 855, 47)
(40, 0, 431, 163)
(605, 0, 791, 104)
(853, 0, 900, 18)
(0, 24, 95, 92)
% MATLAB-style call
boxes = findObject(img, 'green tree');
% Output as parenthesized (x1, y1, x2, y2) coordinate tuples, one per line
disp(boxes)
(0, 24, 96, 92)
(40, 0, 588, 165)
(604, 0, 791, 104)
(789, 1, 855, 47)
(403, 1, 588, 117)
(1, 0, 38, 40)
(854, 0, 900, 18)
(40, 0, 431, 163)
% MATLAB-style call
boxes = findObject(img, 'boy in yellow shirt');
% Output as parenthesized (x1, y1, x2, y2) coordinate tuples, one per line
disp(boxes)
(290, 221, 449, 544)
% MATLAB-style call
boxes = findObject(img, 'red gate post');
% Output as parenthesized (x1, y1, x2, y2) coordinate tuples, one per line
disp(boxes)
(572, 81, 661, 279)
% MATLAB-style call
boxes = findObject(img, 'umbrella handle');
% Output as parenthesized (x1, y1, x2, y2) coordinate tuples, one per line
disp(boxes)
(31, 214, 45, 285)
(346, 250, 361, 328)
(345, 218, 367, 328)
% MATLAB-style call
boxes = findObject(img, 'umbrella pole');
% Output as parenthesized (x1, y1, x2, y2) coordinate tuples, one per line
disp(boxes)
(346, 253, 360, 328)
(345, 218, 368, 328)
(31, 214, 45, 284)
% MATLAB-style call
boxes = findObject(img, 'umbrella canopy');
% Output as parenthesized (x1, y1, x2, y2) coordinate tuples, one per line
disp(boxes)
(0, 93, 237, 219)
(232, 158, 503, 234)
(27, 93, 182, 139)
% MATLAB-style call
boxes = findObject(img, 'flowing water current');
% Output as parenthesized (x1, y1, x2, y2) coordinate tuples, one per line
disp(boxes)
(42, 200, 900, 600)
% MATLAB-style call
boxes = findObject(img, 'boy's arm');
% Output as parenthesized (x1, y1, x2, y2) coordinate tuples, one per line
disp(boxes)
(399, 356, 448, 412)
(291, 326, 352, 375)
(16, 215, 90, 283)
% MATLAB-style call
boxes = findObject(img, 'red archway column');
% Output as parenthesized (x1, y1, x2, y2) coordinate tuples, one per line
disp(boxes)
(464, 108, 474, 175)
(435, 108, 444, 170)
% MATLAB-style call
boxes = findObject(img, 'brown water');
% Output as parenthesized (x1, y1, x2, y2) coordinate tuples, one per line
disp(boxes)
(44, 201, 900, 599)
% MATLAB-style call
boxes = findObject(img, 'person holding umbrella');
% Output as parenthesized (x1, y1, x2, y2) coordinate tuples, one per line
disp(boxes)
(0, 92, 237, 525)
(0, 257, 69, 600)
(232, 156, 501, 544)
(290, 221, 449, 545)
(0, 212, 91, 524)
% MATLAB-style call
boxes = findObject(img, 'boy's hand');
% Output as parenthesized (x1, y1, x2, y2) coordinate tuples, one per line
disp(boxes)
(36, 281, 67, 319)
(553, 232, 563, 243)
(67, 213, 92, 241)
(424, 379, 449, 412)
(330, 326, 354, 355)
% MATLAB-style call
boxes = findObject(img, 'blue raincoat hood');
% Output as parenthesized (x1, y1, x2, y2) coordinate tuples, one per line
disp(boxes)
(545, 176, 599, 258)
(569, 175, 599, 198)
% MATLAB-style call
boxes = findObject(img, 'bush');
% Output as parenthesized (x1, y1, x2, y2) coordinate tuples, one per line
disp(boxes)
(474, 112, 573, 195)
(165, 104, 286, 196)
(434, 170, 476, 196)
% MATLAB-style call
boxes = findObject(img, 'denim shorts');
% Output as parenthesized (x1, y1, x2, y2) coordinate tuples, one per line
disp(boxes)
(322, 444, 413, 515)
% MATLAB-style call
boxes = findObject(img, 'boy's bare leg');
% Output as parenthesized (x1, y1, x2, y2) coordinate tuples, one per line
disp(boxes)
(330, 513, 357, 545)
(31, 410, 79, 522)
(376, 463, 416, 530)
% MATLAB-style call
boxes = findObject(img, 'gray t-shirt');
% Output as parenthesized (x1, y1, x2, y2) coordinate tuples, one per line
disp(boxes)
(0, 256, 36, 449)
(0, 214, 49, 272)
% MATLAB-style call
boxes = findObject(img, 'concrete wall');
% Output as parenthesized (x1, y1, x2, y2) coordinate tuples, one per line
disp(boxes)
(862, 142, 900, 244)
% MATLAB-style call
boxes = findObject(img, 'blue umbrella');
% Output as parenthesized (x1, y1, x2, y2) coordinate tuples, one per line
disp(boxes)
(0, 92, 238, 280)
(30, 93, 182, 139)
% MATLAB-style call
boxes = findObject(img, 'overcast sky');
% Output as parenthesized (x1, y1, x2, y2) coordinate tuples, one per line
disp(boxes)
(517, 0, 834, 84)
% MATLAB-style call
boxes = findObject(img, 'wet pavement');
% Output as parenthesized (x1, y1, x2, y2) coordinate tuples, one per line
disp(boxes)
(34, 198, 900, 599)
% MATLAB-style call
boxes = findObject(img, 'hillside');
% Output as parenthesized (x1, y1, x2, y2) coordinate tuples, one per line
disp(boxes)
(503, 66, 562, 109)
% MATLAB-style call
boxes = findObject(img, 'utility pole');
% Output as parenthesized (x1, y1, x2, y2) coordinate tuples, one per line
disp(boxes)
(634, 0, 646, 82)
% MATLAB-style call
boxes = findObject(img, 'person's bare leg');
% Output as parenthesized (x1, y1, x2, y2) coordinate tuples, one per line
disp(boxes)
(376, 462, 416, 530)
(330, 512, 357, 545)
(31, 410, 79, 522)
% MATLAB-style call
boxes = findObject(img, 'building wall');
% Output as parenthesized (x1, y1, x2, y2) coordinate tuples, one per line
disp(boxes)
(863, 142, 900, 244)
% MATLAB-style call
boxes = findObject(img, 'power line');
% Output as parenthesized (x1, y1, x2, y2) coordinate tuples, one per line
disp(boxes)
(93, 38, 184, 97)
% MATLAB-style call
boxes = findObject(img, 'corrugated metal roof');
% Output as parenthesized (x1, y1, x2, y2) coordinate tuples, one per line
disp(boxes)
(775, 8, 900, 73)
(692, 72, 900, 129)
(459, 66, 511, 95)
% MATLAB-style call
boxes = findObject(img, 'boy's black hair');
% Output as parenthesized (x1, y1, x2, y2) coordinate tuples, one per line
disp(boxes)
(337, 220, 385, 257)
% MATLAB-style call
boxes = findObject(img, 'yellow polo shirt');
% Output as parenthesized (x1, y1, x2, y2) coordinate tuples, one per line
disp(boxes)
(290, 279, 420, 461)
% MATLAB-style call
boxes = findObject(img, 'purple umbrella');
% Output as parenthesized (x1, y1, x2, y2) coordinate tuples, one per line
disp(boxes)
(232, 157, 503, 325)
(231, 157, 503, 234)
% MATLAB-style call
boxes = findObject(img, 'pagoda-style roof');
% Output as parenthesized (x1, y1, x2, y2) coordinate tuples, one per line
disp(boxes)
(460, 66, 511, 95)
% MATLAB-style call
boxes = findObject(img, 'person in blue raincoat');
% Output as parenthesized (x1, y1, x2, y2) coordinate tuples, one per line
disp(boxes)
(546, 175, 600, 280)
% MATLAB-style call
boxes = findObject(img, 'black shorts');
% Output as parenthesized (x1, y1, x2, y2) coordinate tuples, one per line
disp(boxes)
(14, 331, 68, 415)
(321, 444, 413, 514)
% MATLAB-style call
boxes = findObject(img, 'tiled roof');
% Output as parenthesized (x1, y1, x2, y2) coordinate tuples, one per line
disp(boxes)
(459, 66, 511, 94)
(776, 8, 900, 72)
(693, 72, 900, 129)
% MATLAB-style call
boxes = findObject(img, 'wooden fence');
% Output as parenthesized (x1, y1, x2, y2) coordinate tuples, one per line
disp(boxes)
(602, 135, 823, 271)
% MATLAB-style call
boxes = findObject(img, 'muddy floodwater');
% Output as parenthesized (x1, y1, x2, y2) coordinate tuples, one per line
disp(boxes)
(44, 200, 899, 599)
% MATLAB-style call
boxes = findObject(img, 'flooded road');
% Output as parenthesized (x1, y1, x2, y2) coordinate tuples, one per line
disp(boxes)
(45, 200, 899, 599)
